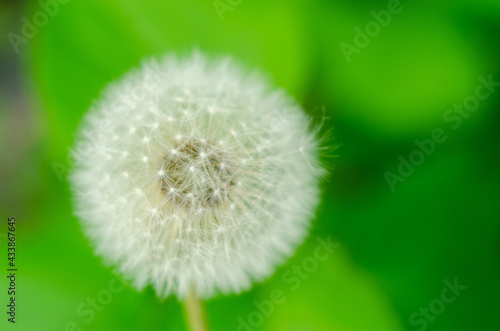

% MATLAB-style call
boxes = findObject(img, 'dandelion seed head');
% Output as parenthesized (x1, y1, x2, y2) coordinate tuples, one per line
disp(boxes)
(70, 52, 324, 299)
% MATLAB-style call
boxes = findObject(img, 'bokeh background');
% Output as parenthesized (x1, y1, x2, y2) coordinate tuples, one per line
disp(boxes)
(1, 0, 499, 330)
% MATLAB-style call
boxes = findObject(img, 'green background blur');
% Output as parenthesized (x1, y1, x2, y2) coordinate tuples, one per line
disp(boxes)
(1, 0, 499, 330)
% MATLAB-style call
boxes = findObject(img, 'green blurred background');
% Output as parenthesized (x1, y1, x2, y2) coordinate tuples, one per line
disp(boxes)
(1, 0, 499, 330)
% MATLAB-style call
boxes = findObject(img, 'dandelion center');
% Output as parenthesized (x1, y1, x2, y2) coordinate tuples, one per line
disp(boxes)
(159, 138, 237, 209)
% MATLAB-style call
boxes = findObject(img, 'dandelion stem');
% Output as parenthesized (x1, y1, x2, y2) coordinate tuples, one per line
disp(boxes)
(183, 288, 210, 331)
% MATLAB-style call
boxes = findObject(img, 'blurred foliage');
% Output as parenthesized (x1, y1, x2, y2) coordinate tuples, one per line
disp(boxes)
(0, 0, 499, 330)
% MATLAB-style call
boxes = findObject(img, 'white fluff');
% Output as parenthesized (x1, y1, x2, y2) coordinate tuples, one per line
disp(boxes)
(70, 53, 323, 299)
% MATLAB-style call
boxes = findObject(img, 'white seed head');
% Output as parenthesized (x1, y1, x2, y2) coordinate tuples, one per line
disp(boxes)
(70, 53, 323, 299)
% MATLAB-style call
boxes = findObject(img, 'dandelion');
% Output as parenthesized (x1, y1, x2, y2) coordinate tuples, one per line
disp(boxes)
(70, 52, 323, 330)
